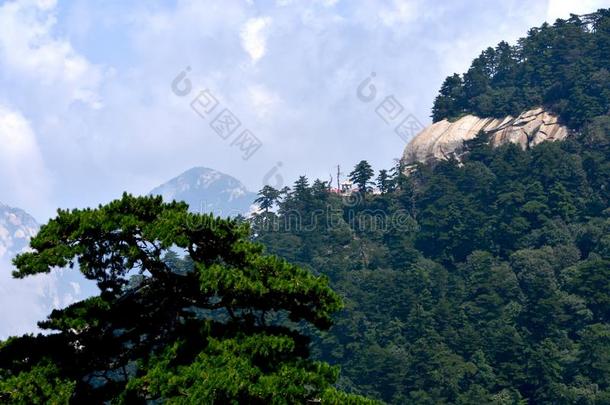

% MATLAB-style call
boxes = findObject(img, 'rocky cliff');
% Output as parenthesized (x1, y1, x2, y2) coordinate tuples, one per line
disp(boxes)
(402, 107, 570, 165)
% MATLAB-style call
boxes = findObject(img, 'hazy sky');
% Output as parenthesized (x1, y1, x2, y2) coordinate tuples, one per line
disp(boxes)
(0, 0, 608, 221)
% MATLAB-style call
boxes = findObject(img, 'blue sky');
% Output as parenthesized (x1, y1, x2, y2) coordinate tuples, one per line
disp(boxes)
(0, 0, 608, 222)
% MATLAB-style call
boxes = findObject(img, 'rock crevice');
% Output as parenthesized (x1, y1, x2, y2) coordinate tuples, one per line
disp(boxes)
(402, 107, 570, 165)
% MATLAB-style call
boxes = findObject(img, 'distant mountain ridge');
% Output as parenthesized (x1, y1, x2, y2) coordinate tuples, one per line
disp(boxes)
(0, 203, 89, 338)
(149, 167, 256, 216)
(0, 202, 39, 260)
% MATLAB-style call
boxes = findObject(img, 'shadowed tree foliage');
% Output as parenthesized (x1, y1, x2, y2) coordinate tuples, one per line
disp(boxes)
(254, 185, 281, 213)
(0, 194, 376, 404)
(349, 161, 375, 194)
(253, 122, 610, 403)
(251, 14, 610, 398)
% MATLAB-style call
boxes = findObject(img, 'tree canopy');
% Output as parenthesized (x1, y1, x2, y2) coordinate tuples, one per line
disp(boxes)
(0, 194, 375, 404)
(252, 118, 610, 403)
(349, 160, 375, 193)
(432, 10, 610, 129)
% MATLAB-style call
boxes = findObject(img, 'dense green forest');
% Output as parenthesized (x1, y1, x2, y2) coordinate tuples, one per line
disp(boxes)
(253, 125, 610, 403)
(251, 10, 610, 404)
(432, 9, 610, 128)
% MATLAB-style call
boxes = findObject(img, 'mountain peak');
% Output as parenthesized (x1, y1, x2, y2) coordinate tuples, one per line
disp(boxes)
(149, 167, 256, 216)
(0, 203, 39, 260)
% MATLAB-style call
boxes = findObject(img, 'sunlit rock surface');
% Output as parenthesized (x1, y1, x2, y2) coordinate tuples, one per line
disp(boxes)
(402, 107, 570, 165)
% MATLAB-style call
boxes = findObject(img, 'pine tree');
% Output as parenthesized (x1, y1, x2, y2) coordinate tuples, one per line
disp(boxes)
(377, 169, 394, 194)
(349, 160, 374, 194)
(3, 193, 375, 404)
(432, 73, 465, 121)
(254, 185, 280, 213)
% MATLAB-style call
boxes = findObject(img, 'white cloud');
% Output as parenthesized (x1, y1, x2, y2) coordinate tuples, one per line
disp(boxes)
(240, 17, 272, 63)
(0, 265, 51, 338)
(36, 0, 56, 11)
(318, 0, 340, 6)
(0, 260, 91, 339)
(378, 0, 419, 27)
(0, 104, 50, 214)
(547, 0, 608, 22)
(0, 0, 103, 108)
(247, 84, 281, 119)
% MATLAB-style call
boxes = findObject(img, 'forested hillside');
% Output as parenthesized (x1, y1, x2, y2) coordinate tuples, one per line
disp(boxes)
(252, 10, 610, 404)
(432, 10, 610, 128)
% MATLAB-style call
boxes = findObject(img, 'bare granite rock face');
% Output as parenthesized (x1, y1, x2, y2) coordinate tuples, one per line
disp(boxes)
(402, 107, 570, 165)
